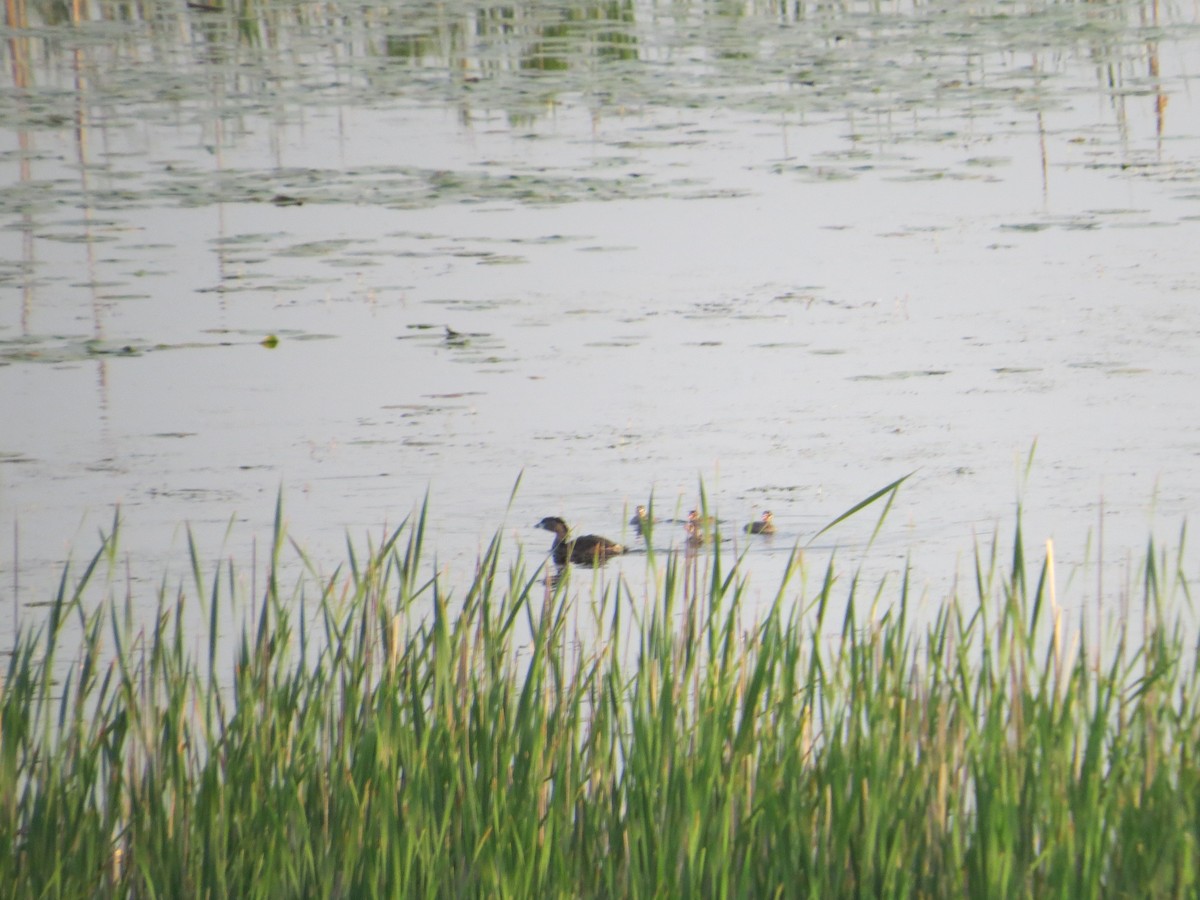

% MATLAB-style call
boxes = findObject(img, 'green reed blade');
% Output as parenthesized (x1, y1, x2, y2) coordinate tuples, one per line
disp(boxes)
(809, 471, 913, 544)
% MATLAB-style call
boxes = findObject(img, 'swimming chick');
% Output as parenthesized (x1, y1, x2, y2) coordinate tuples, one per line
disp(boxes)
(536, 516, 627, 566)
(686, 508, 719, 543)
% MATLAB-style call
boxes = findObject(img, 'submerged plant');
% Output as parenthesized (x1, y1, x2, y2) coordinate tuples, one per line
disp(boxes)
(0, 487, 1197, 897)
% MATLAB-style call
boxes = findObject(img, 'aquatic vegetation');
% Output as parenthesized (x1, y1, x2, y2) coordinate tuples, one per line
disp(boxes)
(0, 490, 1197, 896)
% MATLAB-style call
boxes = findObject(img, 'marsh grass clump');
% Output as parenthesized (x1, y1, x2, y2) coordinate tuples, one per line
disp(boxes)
(1, 494, 1198, 897)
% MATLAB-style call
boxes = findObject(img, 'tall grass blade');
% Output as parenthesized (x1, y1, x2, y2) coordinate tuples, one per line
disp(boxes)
(809, 471, 913, 544)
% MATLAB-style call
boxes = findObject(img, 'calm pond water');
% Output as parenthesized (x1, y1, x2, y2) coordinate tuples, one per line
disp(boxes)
(3, 0, 1199, 654)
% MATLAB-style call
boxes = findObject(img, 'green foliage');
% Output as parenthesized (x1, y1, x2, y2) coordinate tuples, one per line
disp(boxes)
(1, 491, 1198, 897)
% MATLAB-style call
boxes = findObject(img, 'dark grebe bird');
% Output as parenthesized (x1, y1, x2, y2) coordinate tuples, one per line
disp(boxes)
(745, 511, 776, 535)
(630, 505, 651, 535)
(536, 516, 627, 566)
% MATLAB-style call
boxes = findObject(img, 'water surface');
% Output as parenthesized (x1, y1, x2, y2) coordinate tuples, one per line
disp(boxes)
(3, 0, 1199, 651)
